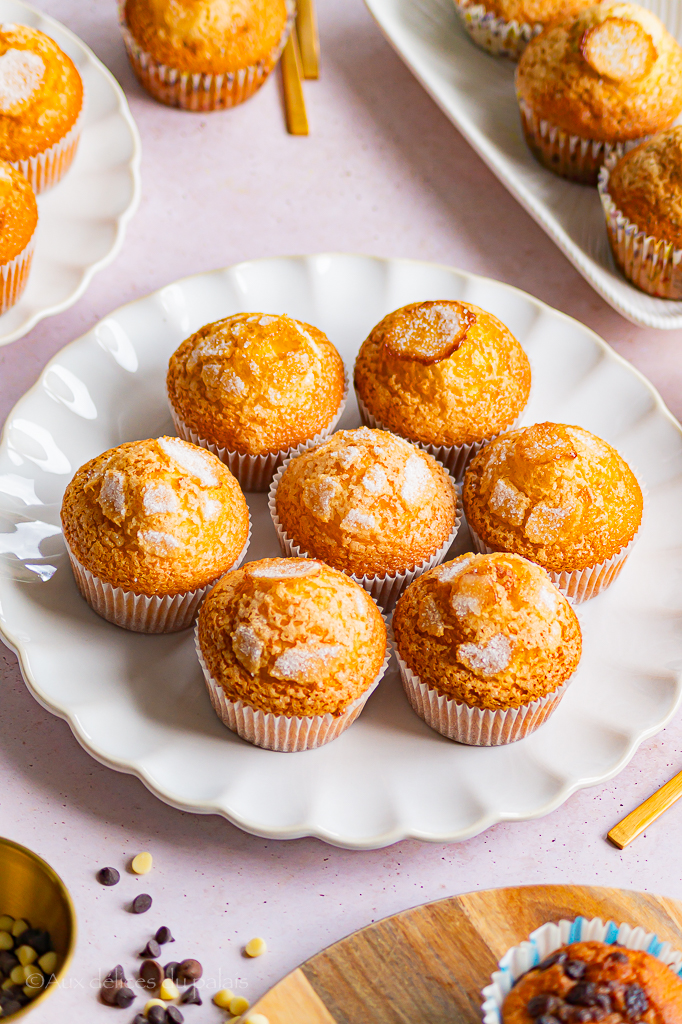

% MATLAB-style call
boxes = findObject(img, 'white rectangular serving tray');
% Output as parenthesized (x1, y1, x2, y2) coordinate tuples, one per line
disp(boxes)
(364, 0, 682, 329)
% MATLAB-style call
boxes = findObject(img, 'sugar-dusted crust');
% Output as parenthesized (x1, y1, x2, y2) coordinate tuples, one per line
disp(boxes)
(167, 313, 346, 457)
(275, 427, 458, 578)
(393, 551, 580, 710)
(502, 940, 682, 1023)
(607, 127, 682, 249)
(124, 0, 288, 74)
(515, 3, 682, 141)
(0, 24, 83, 162)
(0, 160, 36, 264)
(61, 437, 250, 596)
(197, 557, 387, 717)
(482, 0, 592, 27)
(353, 300, 531, 448)
(462, 422, 643, 573)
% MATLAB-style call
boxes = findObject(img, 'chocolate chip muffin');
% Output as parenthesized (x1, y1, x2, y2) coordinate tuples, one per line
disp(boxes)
(454, 0, 593, 61)
(501, 941, 682, 1023)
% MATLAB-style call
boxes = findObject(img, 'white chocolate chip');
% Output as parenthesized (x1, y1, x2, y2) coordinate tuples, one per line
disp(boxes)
(213, 989, 235, 1008)
(159, 978, 179, 1000)
(131, 851, 153, 875)
(245, 937, 267, 957)
(230, 995, 251, 1016)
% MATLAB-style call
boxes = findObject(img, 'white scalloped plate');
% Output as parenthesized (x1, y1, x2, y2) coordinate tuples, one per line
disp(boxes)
(363, 0, 682, 330)
(1, 254, 682, 850)
(0, 0, 141, 346)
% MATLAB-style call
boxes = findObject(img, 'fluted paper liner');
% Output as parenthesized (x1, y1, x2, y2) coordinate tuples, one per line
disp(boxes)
(268, 453, 463, 609)
(119, 0, 295, 111)
(482, 916, 682, 1024)
(13, 94, 84, 194)
(0, 227, 36, 315)
(395, 643, 569, 745)
(599, 153, 682, 299)
(196, 619, 392, 752)
(65, 524, 250, 633)
(355, 391, 524, 483)
(170, 371, 349, 493)
(453, 0, 541, 59)
(518, 96, 644, 185)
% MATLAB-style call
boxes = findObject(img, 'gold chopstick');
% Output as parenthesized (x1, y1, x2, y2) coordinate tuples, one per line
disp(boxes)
(296, 0, 320, 79)
(281, 30, 309, 135)
(607, 768, 682, 849)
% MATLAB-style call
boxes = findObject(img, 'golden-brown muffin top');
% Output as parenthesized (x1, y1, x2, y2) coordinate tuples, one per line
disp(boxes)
(197, 557, 387, 717)
(61, 437, 250, 597)
(393, 551, 581, 710)
(354, 300, 531, 448)
(0, 160, 36, 263)
(0, 24, 83, 162)
(516, 2, 682, 141)
(462, 422, 643, 572)
(167, 313, 346, 457)
(501, 941, 682, 1023)
(124, 0, 288, 74)
(482, 0, 592, 27)
(607, 127, 682, 249)
(275, 428, 458, 578)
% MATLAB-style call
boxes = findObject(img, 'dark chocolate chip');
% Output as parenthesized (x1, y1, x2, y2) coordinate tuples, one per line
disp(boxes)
(0, 952, 18, 976)
(180, 985, 202, 1005)
(132, 894, 153, 915)
(571, 1010, 600, 1023)
(97, 866, 120, 887)
(539, 951, 568, 971)
(566, 982, 599, 1007)
(166, 1008, 184, 1024)
(528, 994, 562, 1017)
(164, 961, 179, 980)
(0, 998, 22, 1016)
(114, 985, 135, 1008)
(140, 940, 161, 959)
(155, 926, 173, 945)
(100, 978, 125, 1006)
(139, 959, 164, 990)
(104, 965, 127, 984)
(625, 984, 649, 1020)
(565, 960, 587, 980)
(133, 1017, 147, 1024)
(177, 959, 202, 984)
(607, 950, 629, 964)
(147, 1007, 166, 1024)
(17, 929, 52, 956)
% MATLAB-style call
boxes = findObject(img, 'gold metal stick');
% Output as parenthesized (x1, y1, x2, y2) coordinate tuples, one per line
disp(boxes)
(281, 30, 309, 135)
(296, 0, 320, 79)
(607, 768, 682, 849)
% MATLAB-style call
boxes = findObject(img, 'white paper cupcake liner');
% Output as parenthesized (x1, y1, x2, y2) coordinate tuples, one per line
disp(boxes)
(268, 454, 463, 609)
(0, 226, 35, 315)
(355, 391, 524, 483)
(394, 643, 569, 745)
(599, 153, 682, 299)
(12, 93, 84, 194)
(196, 618, 392, 752)
(482, 916, 682, 1024)
(64, 525, 250, 634)
(119, 0, 295, 111)
(453, 0, 541, 59)
(517, 96, 644, 185)
(170, 371, 349, 493)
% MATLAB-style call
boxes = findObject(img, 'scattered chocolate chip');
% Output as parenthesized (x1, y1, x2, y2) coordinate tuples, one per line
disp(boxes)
(147, 1007, 166, 1024)
(155, 926, 174, 945)
(0, 951, 18, 975)
(607, 950, 629, 964)
(133, 1016, 147, 1024)
(565, 960, 587, 980)
(528, 994, 562, 1017)
(180, 985, 202, 1005)
(131, 894, 153, 915)
(164, 961, 179, 980)
(166, 1008, 184, 1024)
(140, 939, 161, 959)
(114, 985, 135, 1008)
(139, 959, 164, 990)
(539, 951, 568, 971)
(17, 928, 52, 956)
(625, 984, 649, 1019)
(100, 977, 125, 1006)
(177, 958, 202, 984)
(105, 965, 127, 984)
(97, 867, 120, 887)
(566, 982, 599, 1007)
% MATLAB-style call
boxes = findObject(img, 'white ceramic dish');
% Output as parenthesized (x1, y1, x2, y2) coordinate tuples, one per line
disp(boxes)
(1, 254, 682, 850)
(363, 0, 682, 330)
(0, 0, 141, 347)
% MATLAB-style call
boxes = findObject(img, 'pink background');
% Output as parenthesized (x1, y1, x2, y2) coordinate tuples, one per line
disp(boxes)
(3, 0, 682, 1020)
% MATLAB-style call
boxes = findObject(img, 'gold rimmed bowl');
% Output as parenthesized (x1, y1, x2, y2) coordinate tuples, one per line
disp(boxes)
(0, 838, 76, 1018)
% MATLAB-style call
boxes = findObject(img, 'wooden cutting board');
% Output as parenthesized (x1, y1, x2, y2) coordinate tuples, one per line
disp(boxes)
(250, 885, 682, 1024)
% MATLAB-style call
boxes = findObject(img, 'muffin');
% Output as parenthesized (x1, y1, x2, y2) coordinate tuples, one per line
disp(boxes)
(270, 427, 460, 607)
(0, 160, 37, 314)
(500, 941, 682, 1022)
(453, 0, 593, 61)
(61, 437, 250, 633)
(354, 299, 531, 480)
(462, 422, 643, 601)
(120, 0, 294, 111)
(0, 24, 84, 193)
(599, 127, 682, 299)
(196, 557, 389, 751)
(393, 551, 581, 745)
(167, 312, 348, 491)
(516, 2, 682, 184)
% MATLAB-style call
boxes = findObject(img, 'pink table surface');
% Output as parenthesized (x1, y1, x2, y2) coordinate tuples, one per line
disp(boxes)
(3, 1, 682, 1020)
